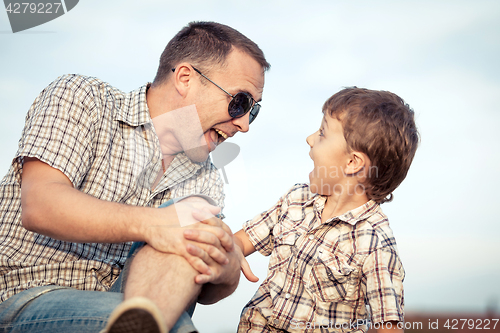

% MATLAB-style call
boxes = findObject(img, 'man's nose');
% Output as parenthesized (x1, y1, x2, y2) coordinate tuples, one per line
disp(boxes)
(232, 113, 250, 133)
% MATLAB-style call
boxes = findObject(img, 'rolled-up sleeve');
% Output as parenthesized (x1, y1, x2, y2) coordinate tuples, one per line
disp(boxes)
(243, 197, 287, 257)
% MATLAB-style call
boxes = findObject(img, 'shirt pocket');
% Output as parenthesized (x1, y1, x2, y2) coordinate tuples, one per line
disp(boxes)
(307, 251, 359, 302)
(269, 230, 299, 271)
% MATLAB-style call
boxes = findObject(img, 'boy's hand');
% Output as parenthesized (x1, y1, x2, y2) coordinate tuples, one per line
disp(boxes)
(236, 245, 259, 282)
(190, 209, 234, 252)
(184, 213, 259, 283)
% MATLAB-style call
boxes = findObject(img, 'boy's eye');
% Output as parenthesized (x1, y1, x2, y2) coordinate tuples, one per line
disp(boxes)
(319, 128, 324, 136)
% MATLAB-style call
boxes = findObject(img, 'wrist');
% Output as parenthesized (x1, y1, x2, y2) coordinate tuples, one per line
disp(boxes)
(138, 204, 180, 243)
(124, 205, 151, 242)
(233, 235, 244, 251)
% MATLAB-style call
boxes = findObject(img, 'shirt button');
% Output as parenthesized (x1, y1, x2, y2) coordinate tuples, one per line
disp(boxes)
(308, 234, 314, 240)
(274, 319, 280, 325)
(285, 293, 291, 299)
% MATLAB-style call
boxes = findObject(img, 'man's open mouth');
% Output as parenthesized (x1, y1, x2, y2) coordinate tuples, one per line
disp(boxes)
(214, 128, 228, 141)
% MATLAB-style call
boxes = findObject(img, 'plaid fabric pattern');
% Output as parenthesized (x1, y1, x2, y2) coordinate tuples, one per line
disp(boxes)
(0, 74, 224, 302)
(239, 184, 404, 333)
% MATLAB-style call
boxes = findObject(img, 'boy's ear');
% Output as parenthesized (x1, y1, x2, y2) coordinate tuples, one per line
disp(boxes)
(344, 151, 369, 176)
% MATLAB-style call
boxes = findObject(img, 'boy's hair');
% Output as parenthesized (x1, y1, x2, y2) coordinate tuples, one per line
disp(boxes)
(323, 87, 419, 203)
(152, 21, 270, 87)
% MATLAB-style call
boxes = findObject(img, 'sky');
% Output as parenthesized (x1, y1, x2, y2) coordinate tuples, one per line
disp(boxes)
(1, 1, 500, 332)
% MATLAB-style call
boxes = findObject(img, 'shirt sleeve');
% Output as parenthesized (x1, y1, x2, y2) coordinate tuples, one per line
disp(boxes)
(15, 75, 95, 187)
(362, 247, 405, 323)
(242, 190, 290, 257)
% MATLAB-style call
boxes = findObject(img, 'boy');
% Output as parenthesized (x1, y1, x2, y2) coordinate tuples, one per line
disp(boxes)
(234, 87, 419, 332)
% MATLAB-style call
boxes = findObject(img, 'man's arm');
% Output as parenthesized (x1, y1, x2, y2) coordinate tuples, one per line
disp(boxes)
(22, 157, 153, 242)
(21, 157, 230, 275)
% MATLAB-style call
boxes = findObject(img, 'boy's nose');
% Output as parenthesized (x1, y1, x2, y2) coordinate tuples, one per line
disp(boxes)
(306, 134, 314, 147)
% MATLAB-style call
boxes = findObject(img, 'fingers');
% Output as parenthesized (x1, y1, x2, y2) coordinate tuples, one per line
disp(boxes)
(219, 220, 234, 237)
(240, 256, 259, 283)
(185, 224, 234, 253)
(194, 273, 212, 285)
(192, 210, 220, 226)
(208, 204, 221, 216)
(219, 232, 234, 252)
(181, 196, 221, 217)
(193, 213, 234, 239)
(185, 244, 212, 276)
(174, 197, 221, 227)
(185, 244, 222, 285)
(194, 213, 234, 241)
(184, 231, 229, 265)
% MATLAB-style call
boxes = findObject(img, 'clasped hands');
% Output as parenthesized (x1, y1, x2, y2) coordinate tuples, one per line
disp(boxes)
(146, 196, 258, 286)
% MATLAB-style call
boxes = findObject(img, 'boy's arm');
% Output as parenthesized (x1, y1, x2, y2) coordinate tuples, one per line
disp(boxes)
(363, 247, 405, 333)
(234, 229, 257, 256)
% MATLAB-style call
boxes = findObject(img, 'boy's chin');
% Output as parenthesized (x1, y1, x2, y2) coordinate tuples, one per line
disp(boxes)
(308, 182, 320, 194)
(308, 174, 320, 194)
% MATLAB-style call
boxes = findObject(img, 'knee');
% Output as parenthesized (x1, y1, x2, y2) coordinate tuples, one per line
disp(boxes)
(131, 244, 198, 277)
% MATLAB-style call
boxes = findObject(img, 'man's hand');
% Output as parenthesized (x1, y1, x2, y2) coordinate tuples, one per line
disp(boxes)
(170, 196, 222, 227)
(143, 196, 234, 278)
(183, 217, 260, 304)
(143, 224, 230, 278)
(183, 214, 259, 284)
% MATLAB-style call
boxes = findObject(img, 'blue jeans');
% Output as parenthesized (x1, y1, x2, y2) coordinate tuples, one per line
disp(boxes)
(0, 200, 197, 333)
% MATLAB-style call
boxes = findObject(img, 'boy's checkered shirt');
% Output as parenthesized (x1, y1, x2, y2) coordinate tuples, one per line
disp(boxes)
(239, 183, 404, 333)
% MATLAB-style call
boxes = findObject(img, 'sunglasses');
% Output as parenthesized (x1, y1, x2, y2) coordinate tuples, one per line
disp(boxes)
(171, 66, 261, 124)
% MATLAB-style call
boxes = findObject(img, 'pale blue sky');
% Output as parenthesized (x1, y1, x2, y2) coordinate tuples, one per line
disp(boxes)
(1, 1, 499, 332)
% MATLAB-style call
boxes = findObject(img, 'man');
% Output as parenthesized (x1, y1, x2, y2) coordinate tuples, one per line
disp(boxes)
(0, 21, 269, 333)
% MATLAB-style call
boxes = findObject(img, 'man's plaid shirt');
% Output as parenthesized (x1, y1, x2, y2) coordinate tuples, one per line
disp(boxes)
(239, 184, 404, 333)
(0, 74, 224, 302)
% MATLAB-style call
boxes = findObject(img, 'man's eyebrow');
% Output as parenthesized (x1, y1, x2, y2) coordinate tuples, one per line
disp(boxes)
(241, 90, 261, 102)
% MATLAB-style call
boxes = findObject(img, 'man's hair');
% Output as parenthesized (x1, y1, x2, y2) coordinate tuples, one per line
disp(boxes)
(152, 21, 270, 86)
(323, 87, 419, 203)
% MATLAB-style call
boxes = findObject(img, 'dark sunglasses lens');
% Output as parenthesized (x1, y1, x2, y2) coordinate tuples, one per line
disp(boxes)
(228, 93, 252, 118)
(249, 104, 260, 124)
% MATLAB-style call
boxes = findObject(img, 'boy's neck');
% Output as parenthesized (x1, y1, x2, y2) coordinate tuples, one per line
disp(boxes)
(321, 191, 369, 223)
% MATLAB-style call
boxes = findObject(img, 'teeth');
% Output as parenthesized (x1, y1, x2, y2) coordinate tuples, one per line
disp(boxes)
(214, 128, 228, 140)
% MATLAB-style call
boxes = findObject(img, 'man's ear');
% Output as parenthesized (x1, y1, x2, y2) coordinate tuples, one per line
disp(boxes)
(344, 151, 369, 177)
(172, 63, 195, 97)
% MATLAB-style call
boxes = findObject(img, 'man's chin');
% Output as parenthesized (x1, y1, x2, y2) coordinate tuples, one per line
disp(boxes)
(184, 146, 211, 163)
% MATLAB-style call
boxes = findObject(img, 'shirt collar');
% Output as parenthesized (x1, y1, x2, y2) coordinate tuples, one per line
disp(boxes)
(152, 152, 209, 196)
(114, 83, 151, 126)
(310, 195, 380, 226)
